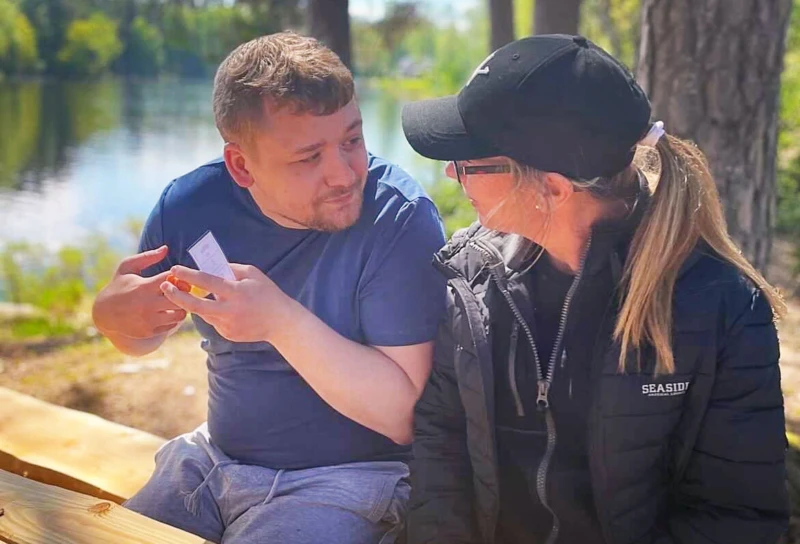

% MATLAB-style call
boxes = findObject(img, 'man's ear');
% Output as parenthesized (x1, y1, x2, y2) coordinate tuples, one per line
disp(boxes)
(543, 172, 575, 210)
(223, 142, 255, 188)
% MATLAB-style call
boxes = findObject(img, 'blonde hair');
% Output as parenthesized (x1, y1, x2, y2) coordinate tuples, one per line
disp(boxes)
(617, 135, 784, 373)
(508, 134, 786, 374)
(212, 31, 354, 145)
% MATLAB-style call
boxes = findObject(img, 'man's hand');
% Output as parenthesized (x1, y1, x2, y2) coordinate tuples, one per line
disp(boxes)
(93, 246, 187, 339)
(163, 262, 433, 443)
(161, 263, 299, 343)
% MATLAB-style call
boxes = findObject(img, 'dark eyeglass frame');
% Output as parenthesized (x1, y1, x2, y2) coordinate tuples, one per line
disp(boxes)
(452, 161, 511, 184)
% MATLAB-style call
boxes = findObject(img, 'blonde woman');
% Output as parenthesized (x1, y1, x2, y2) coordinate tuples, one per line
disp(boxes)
(401, 35, 789, 544)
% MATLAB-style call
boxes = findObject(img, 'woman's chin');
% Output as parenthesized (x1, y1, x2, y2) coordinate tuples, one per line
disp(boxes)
(478, 214, 511, 234)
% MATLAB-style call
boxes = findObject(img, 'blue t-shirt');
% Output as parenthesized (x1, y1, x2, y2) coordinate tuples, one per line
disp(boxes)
(139, 154, 446, 469)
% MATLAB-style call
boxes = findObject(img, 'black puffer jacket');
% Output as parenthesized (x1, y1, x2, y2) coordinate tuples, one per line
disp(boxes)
(407, 221, 788, 544)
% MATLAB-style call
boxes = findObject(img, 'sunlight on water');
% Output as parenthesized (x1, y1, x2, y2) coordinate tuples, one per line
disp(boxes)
(0, 79, 443, 251)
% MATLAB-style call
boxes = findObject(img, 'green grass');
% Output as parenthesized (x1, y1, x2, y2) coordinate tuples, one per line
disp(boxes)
(6, 316, 78, 339)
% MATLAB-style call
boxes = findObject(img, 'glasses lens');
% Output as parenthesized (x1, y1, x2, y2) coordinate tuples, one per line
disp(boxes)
(453, 161, 461, 184)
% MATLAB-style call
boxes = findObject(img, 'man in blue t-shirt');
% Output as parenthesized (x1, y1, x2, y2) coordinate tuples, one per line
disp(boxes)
(91, 31, 446, 544)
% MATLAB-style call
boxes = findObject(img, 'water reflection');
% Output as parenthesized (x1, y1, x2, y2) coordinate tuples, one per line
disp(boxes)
(0, 78, 444, 250)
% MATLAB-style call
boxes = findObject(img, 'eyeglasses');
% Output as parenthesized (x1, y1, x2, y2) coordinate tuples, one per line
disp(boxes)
(452, 161, 511, 184)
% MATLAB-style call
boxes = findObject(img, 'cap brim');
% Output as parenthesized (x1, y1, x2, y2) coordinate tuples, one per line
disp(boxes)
(401, 96, 498, 161)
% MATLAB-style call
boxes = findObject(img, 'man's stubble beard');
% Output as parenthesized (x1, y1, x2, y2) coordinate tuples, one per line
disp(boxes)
(303, 179, 366, 232)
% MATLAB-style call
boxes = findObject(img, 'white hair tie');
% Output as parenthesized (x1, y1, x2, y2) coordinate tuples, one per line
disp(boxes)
(639, 121, 665, 147)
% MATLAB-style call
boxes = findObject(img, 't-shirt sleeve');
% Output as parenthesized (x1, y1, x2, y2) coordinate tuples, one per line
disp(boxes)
(138, 185, 175, 278)
(359, 197, 447, 346)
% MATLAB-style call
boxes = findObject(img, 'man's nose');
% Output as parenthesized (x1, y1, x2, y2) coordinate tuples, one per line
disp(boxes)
(324, 150, 356, 187)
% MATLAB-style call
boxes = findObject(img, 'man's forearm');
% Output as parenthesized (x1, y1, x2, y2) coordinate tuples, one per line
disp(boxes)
(101, 330, 168, 357)
(271, 303, 424, 444)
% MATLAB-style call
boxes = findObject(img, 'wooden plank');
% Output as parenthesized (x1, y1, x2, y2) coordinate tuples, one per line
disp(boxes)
(0, 451, 121, 504)
(0, 469, 213, 544)
(0, 387, 165, 501)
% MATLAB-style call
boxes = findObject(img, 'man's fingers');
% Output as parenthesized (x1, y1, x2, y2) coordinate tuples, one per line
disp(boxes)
(153, 309, 187, 326)
(146, 271, 173, 287)
(117, 246, 169, 275)
(170, 266, 233, 296)
(153, 323, 181, 335)
(161, 281, 219, 316)
(229, 263, 259, 280)
(152, 295, 188, 312)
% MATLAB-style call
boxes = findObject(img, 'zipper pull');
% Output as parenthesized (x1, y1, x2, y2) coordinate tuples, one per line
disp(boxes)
(537, 380, 550, 410)
(560, 348, 567, 369)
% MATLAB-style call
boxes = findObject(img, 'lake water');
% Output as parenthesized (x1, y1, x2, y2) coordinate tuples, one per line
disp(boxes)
(0, 78, 446, 252)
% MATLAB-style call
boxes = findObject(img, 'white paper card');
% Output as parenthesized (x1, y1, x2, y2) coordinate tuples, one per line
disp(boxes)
(188, 231, 236, 281)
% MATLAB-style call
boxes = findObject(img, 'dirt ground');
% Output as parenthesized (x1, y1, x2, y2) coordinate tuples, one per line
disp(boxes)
(0, 238, 798, 441)
(0, 329, 209, 439)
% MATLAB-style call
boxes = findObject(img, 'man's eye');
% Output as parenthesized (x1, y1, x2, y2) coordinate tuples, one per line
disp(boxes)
(342, 135, 363, 149)
(299, 153, 321, 164)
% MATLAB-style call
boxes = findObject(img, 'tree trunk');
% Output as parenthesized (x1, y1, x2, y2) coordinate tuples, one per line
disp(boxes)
(490, 0, 515, 51)
(308, 0, 352, 69)
(637, 0, 792, 272)
(533, 0, 582, 36)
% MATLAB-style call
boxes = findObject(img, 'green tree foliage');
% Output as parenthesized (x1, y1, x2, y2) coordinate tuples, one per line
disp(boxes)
(513, 0, 534, 38)
(778, 0, 800, 240)
(57, 13, 123, 76)
(375, 4, 489, 97)
(580, 0, 639, 69)
(352, 19, 392, 76)
(117, 16, 164, 76)
(429, 181, 478, 237)
(0, 0, 40, 74)
(6, 0, 302, 78)
(21, 0, 73, 73)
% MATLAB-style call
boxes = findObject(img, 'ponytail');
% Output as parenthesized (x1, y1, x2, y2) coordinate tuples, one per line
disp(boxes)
(615, 135, 786, 374)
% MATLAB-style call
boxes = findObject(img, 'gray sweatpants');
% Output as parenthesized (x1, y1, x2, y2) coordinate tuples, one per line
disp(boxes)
(124, 424, 410, 544)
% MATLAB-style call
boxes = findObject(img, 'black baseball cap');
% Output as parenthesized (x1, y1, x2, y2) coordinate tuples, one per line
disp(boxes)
(401, 34, 653, 180)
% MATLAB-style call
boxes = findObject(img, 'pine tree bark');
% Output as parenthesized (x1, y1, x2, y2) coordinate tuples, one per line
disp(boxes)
(490, 0, 515, 51)
(308, 0, 352, 69)
(636, 0, 792, 272)
(533, 0, 582, 36)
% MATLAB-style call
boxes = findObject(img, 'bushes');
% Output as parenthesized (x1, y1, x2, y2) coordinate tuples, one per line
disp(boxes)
(0, 236, 121, 339)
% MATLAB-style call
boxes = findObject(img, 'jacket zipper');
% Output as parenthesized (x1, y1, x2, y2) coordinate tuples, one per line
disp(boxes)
(470, 237, 592, 544)
(541, 408, 560, 544)
(508, 320, 524, 417)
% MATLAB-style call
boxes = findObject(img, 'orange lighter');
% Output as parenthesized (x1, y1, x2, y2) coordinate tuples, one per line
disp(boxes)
(166, 274, 210, 298)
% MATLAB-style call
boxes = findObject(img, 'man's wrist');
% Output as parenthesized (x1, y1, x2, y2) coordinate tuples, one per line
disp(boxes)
(268, 297, 313, 349)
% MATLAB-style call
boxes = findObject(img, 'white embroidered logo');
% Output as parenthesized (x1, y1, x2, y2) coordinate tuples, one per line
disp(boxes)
(466, 51, 497, 86)
(641, 381, 690, 397)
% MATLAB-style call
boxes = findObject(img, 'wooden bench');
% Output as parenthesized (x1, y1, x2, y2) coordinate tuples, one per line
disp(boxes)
(0, 469, 212, 543)
(0, 387, 165, 503)
(0, 387, 211, 542)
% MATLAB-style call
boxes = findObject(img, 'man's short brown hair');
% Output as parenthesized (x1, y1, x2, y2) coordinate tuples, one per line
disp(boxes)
(212, 31, 355, 144)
